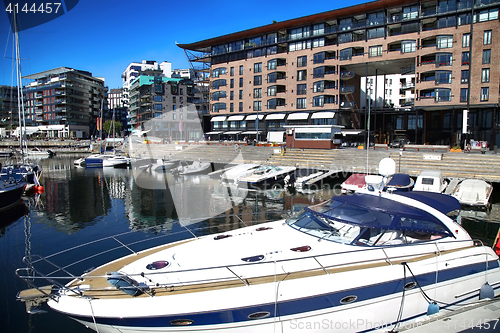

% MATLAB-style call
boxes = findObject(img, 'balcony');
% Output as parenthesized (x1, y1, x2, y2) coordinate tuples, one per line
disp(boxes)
(340, 71, 355, 80)
(35, 93, 43, 98)
(340, 86, 355, 94)
(340, 101, 355, 108)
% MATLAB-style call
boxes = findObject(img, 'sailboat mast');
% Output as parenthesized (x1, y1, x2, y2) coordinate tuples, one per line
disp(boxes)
(13, 11, 27, 158)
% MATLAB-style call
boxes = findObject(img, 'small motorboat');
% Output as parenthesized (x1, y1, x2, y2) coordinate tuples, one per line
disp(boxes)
(413, 170, 448, 193)
(340, 173, 368, 194)
(73, 157, 86, 167)
(84, 153, 116, 168)
(220, 164, 260, 183)
(173, 160, 211, 176)
(237, 165, 296, 188)
(450, 178, 493, 207)
(293, 169, 324, 190)
(15, 158, 500, 333)
(141, 159, 179, 172)
(103, 156, 131, 168)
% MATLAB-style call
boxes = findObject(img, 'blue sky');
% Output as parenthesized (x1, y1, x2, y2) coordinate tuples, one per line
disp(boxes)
(1, 0, 366, 89)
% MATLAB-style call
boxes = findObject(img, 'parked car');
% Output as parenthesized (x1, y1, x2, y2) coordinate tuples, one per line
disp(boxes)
(389, 138, 410, 148)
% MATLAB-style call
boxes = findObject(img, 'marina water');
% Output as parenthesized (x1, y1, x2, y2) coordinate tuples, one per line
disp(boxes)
(1, 156, 500, 333)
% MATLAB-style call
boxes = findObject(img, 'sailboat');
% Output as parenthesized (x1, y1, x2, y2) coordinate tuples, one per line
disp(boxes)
(1, 10, 44, 194)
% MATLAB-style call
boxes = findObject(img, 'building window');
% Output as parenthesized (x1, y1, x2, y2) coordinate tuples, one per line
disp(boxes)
(484, 30, 492, 45)
(230, 67, 234, 76)
(253, 100, 262, 111)
(402, 5, 418, 20)
(339, 48, 352, 61)
(239, 90, 243, 99)
(268, 59, 277, 70)
(481, 87, 489, 101)
(212, 67, 227, 78)
(312, 38, 324, 48)
(313, 52, 325, 64)
(154, 95, 162, 102)
(297, 56, 307, 67)
(483, 49, 491, 64)
(437, 36, 453, 49)
(297, 98, 307, 109)
(313, 81, 324, 93)
(481, 68, 490, 83)
(230, 79, 234, 88)
(313, 96, 324, 107)
(254, 75, 262, 86)
(230, 103, 234, 112)
(268, 86, 277, 96)
(313, 67, 325, 78)
(297, 84, 307, 95)
(461, 70, 469, 84)
(460, 88, 468, 102)
(154, 104, 162, 110)
(436, 71, 452, 84)
(212, 102, 226, 112)
(230, 91, 234, 100)
(313, 23, 324, 36)
(436, 88, 451, 102)
(297, 70, 307, 81)
(369, 45, 383, 57)
(254, 62, 262, 73)
(254, 88, 262, 98)
(212, 79, 226, 89)
(462, 33, 470, 48)
(239, 65, 244, 75)
(239, 102, 243, 112)
(477, 9, 498, 22)
(239, 77, 243, 87)
(436, 53, 452, 66)
(461, 52, 470, 65)
(367, 27, 385, 40)
(402, 40, 416, 53)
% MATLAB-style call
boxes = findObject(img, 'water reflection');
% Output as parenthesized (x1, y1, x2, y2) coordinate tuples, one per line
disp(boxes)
(25, 156, 500, 245)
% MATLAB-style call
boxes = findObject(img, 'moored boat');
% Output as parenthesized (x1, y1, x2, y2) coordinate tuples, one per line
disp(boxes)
(413, 170, 448, 193)
(450, 178, 493, 207)
(15, 177, 500, 332)
(0, 176, 26, 212)
(238, 165, 296, 188)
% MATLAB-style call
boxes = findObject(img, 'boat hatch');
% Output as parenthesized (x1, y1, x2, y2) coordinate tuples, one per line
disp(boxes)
(170, 319, 194, 326)
(146, 261, 170, 270)
(241, 255, 265, 262)
(248, 311, 271, 320)
(290, 245, 311, 252)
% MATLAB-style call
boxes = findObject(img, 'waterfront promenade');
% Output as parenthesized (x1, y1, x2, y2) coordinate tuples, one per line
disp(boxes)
(122, 141, 500, 183)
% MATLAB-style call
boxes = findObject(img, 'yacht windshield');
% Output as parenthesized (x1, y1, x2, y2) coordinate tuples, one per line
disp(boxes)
(286, 194, 452, 246)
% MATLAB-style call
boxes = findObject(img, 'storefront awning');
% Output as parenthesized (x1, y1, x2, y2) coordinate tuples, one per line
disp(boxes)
(265, 113, 286, 120)
(295, 127, 332, 134)
(241, 131, 262, 134)
(227, 115, 245, 121)
(341, 129, 364, 135)
(245, 114, 264, 120)
(311, 111, 335, 119)
(210, 116, 227, 122)
(287, 112, 309, 120)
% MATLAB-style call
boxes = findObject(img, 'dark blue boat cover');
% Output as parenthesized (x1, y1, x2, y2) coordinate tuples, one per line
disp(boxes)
(308, 193, 454, 236)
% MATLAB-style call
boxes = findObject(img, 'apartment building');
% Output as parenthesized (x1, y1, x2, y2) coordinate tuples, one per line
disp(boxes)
(122, 60, 172, 109)
(178, 0, 500, 147)
(128, 74, 203, 140)
(107, 88, 129, 137)
(0, 85, 19, 134)
(23, 67, 107, 138)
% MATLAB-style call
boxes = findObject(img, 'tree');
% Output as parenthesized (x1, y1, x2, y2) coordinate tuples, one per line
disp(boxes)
(103, 120, 122, 137)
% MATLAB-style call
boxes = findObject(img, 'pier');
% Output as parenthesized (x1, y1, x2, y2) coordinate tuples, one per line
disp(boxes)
(122, 141, 500, 183)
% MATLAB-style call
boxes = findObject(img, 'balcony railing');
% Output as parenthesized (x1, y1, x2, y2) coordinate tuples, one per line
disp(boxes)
(340, 71, 355, 80)
(340, 86, 355, 94)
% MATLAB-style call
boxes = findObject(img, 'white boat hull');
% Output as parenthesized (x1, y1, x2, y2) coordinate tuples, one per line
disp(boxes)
(47, 219, 500, 333)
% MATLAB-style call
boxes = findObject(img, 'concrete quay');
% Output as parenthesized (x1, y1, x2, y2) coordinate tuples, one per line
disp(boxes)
(124, 142, 500, 184)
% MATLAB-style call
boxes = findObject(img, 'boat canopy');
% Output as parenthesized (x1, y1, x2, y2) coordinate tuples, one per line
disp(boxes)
(302, 193, 454, 238)
(396, 191, 461, 215)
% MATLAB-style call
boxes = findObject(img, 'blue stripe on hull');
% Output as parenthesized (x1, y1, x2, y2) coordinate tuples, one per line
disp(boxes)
(64, 260, 500, 328)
